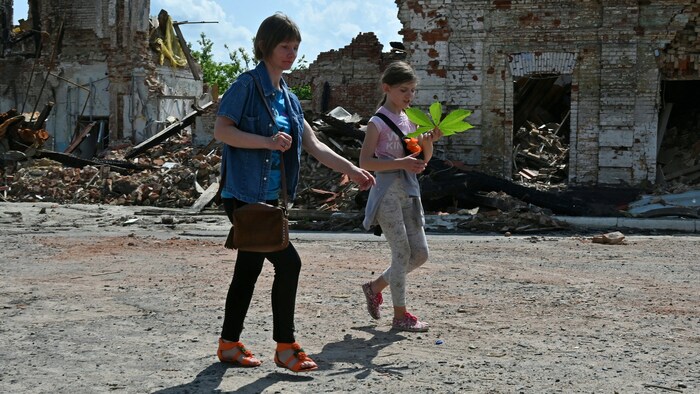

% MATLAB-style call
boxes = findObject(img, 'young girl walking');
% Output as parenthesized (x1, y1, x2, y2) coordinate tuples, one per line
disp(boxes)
(359, 61, 442, 332)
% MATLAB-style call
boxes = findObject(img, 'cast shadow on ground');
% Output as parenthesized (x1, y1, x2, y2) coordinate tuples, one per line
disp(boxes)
(313, 325, 409, 379)
(152, 326, 405, 393)
(151, 363, 312, 394)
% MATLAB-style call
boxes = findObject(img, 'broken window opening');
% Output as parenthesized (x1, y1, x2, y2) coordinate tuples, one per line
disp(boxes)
(1, 0, 41, 58)
(72, 117, 109, 160)
(657, 80, 700, 187)
(512, 73, 572, 188)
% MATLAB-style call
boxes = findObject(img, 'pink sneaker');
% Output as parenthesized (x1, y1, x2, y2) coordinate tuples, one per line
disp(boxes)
(361, 282, 382, 319)
(392, 312, 429, 332)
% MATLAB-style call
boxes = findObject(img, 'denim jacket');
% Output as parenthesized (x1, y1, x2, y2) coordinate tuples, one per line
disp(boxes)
(217, 62, 304, 203)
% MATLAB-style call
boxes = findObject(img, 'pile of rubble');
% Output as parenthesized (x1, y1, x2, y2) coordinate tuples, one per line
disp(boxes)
(0, 107, 362, 212)
(4, 132, 220, 207)
(513, 120, 568, 187)
(0, 105, 603, 234)
(511, 75, 571, 190)
(4, 103, 699, 232)
(657, 107, 700, 189)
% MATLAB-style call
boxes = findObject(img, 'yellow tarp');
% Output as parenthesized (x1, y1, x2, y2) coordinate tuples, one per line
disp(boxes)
(150, 14, 188, 68)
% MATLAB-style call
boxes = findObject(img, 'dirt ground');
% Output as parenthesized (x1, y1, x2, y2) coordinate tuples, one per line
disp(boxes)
(0, 202, 698, 394)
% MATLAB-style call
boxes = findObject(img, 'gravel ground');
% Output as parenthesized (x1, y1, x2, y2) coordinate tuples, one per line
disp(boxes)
(0, 202, 698, 393)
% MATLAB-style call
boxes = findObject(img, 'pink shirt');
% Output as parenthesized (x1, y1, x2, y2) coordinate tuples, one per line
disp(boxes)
(369, 106, 417, 159)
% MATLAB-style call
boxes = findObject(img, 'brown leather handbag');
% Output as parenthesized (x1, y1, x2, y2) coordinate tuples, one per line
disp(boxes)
(223, 72, 290, 253)
(225, 161, 289, 253)
(227, 202, 289, 253)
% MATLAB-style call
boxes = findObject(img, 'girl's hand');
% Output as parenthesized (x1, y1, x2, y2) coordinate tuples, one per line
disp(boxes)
(420, 127, 443, 145)
(270, 132, 293, 151)
(400, 153, 427, 174)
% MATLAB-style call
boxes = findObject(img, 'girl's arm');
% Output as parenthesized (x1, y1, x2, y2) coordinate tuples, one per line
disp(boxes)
(301, 119, 375, 190)
(416, 128, 443, 162)
(359, 121, 427, 174)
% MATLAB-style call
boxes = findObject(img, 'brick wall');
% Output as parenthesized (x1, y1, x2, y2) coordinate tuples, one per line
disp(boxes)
(396, 0, 699, 186)
(296, 32, 405, 117)
(0, 1, 204, 151)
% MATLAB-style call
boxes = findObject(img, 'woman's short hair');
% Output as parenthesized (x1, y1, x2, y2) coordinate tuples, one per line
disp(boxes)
(254, 12, 302, 61)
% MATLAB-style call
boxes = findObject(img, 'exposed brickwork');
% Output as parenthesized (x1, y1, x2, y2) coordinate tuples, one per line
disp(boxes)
(657, 5, 700, 79)
(395, 0, 700, 186)
(4, 1, 698, 188)
(290, 32, 406, 117)
(0, 1, 202, 150)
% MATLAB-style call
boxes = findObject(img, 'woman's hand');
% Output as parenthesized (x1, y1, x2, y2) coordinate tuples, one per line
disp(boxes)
(270, 132, 293, 152)
(347, 167, 376, 190)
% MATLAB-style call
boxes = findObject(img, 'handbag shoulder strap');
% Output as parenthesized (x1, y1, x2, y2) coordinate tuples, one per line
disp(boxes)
(374, 111, 411, 156)
(248, 71, 288, 207)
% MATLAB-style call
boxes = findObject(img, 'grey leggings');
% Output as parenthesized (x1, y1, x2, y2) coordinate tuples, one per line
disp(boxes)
(376, 181, 429, 307)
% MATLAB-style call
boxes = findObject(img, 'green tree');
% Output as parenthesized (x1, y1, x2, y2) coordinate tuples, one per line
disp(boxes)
(190, 33, 311, 99)
(190, 32, 252, 90)
(290, 84, 312, 100)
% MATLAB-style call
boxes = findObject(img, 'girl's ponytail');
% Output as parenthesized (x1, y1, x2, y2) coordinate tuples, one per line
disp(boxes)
(377, 93, 387, 110)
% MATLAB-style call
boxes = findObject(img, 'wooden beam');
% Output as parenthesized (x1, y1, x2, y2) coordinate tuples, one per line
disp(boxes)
(33, 101, 54, 130)
(124, 101, 213, 159)
(63, 121, 96, 154)
(172, 23, 201, 81)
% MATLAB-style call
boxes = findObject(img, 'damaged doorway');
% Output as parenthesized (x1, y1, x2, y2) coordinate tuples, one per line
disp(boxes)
(657, 80, 700, 186)
(512, 74, 571, 187)
(73, 117, 109, 159)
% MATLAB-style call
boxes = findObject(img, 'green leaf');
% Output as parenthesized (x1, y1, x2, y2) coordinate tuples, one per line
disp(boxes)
(438, 109, 474, 136)
(438, 109, 472, 129)
(429, 101, 443, 125)
(441, 121, 474, 136)
(406, 126, 435, 138)
(405, 107, 435, 127)
(405, 100, 474, 138)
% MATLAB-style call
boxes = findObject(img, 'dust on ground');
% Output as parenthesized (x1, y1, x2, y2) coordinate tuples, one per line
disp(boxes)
(0, 202, 698, 393)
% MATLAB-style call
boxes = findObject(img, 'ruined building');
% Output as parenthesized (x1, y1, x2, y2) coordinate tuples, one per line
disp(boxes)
(305, 1, 700, 188)
(0, 0, 208, 156)
(2, 0, 699, 190)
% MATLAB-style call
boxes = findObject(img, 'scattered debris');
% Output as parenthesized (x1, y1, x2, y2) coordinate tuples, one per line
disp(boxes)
(1, 103, 699, 233)
(592, 231, 626, 245)
(626, 190, 700, 218)
(512, 74, 571, 188)
(513, 120, 568, 185)
(124, 102, 213, 160)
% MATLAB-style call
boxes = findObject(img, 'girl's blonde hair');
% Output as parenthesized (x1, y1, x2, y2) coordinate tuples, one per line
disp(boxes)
(378, 61, 418, 107)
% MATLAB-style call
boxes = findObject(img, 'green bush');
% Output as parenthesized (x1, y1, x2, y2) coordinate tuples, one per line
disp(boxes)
(291, 84, 312, 100)
(190, 32, 252, 91)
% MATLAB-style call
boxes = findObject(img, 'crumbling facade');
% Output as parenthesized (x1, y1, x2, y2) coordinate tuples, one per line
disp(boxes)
(0, 0, 207, 154)
(299, 32, 405, 116)
(396, 0, 699, 186)
(3, 1, 698, 189)
(303, 1, 699, 187)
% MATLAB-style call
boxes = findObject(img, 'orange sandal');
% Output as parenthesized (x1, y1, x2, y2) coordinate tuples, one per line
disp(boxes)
(217, 338, 262, 367)
(274, 342, 318, 372)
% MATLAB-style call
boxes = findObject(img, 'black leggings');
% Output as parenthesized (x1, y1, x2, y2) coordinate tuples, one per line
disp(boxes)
(220, 198, 301, 344)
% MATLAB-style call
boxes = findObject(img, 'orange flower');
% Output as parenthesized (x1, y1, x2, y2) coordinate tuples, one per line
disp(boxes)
(404, 138, 422, 154)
